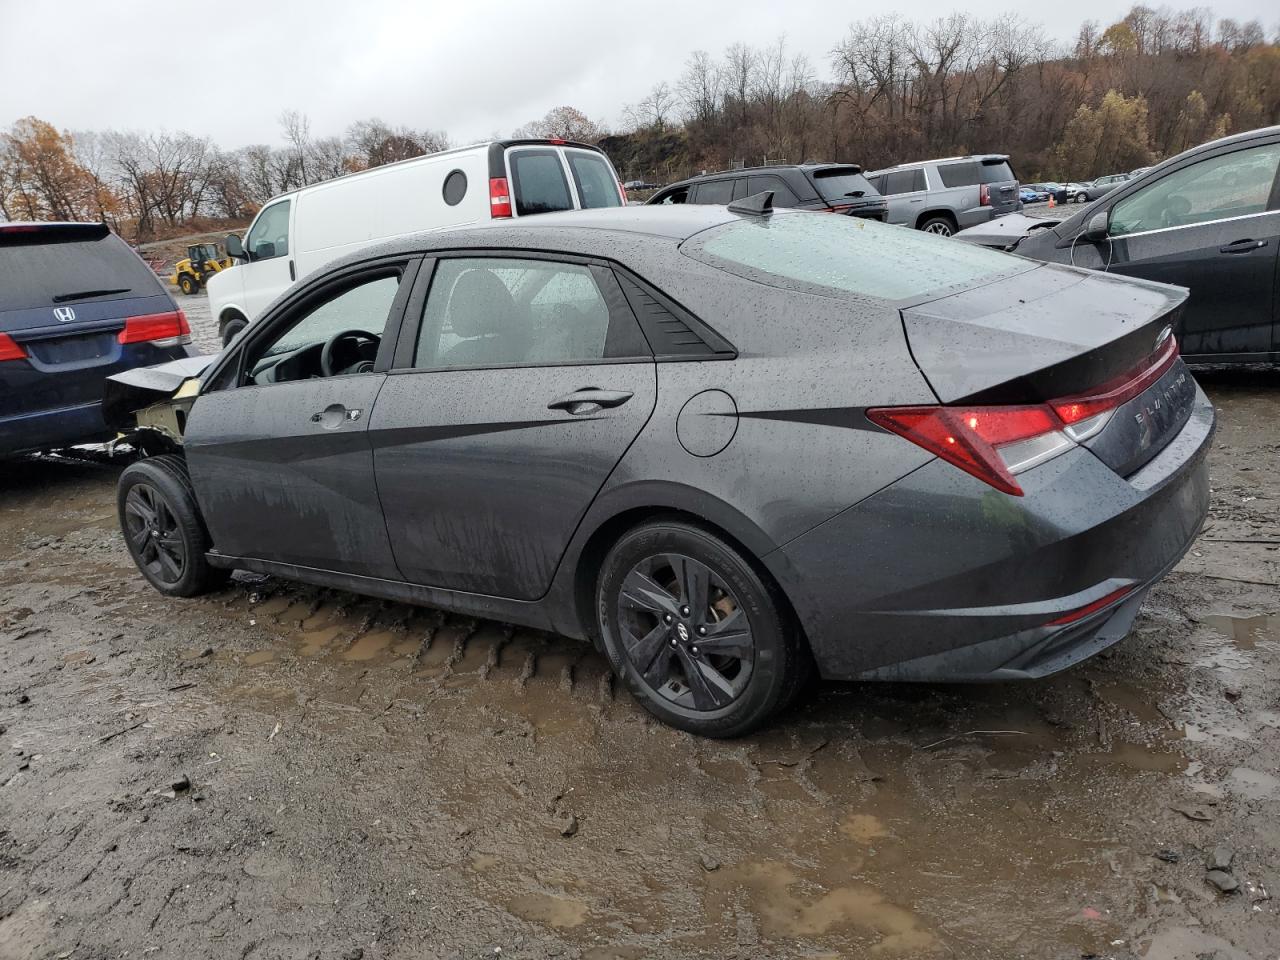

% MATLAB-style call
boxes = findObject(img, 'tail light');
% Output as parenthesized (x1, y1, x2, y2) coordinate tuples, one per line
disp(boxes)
(489, 177, 513, 218)
(823, 204, 854, 214)
(869, 336, 1179, 496)
(979, 183, 990, 206)
(0, 332, 27, 361)
(1045, 585, 1136, 626)
(118, 310, 191, 347)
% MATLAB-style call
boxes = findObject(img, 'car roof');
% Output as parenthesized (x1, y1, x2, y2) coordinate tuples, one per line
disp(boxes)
(870, 154, 1009, 173)
(656, 163, 860, 190)
(323, 204, 749, 269)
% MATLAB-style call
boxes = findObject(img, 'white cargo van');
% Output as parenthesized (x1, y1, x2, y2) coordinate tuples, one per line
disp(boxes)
(207, 139, 626, 344)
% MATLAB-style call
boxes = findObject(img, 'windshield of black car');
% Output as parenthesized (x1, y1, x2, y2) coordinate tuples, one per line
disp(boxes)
(0, 234, 156, 311)
(682, 212, 1025, 301)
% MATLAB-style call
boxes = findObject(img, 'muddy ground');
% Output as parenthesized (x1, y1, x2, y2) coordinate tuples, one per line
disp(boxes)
(2, 358, 1279, 958)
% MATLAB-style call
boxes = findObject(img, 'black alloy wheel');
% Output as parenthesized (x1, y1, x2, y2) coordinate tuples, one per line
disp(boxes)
(616, 552, 753, 712)
(597, 520, 811, 737)
(123, 481, 186, 584)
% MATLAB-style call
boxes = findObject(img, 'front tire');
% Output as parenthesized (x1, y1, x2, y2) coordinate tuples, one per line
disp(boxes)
(220, 316, 248, 346)
(596, 520, 807, 737)
(118, 455, 228, 598)
(1076, 193, 1089, 203)
(178, 274, 199, 296)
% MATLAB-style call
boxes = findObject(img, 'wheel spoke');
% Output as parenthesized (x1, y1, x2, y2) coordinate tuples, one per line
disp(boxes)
(620, 569, 681, 618)
(669, 554, 710, 619)
(623, 621, 669, 679)
(698, 609, 753, 660)
(125, 490, 156, 526)
(676, 649, 731, 710)
(156, 544, 182, 581)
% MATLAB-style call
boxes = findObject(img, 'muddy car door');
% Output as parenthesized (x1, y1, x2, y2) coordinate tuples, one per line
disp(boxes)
(1103, 140, 1280, 359)
(371, 254, 656, 600)
(183, 259, 419, 577)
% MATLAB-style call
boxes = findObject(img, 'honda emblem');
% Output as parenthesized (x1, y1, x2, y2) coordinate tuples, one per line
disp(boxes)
(53, 306, 76, 323)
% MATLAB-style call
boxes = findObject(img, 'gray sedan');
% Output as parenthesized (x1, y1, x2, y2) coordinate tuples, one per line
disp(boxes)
(108, 200, 1213, 736)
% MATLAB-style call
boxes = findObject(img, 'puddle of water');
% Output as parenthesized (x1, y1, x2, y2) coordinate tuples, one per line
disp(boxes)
(1203, 613, 1279, 650)
(840, 813, 891, 844)
(505, 892, 589, 929)
(340, 629, 398, 662)
(254, 596, 295, 617)
(301, 603, 345, 631)
(298, 625, 345, 657)
(1080, 742, 1186, 774)
(245, 651, 276, 666)
(1228, 766, 1280, 800)
(1194, 647, 1252, 671)
(1094, 681, 1165, 724)
(707, 861, 937, 952)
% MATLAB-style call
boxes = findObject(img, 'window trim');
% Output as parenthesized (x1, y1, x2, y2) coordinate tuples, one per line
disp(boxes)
(391, 248, 654, 375)
(202, 255, 420, 393)
(245, 197, 292, 261)
(504, 147, 576, 218)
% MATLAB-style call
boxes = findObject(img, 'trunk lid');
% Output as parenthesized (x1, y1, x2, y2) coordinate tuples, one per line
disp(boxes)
(901, 264, 1194, 476)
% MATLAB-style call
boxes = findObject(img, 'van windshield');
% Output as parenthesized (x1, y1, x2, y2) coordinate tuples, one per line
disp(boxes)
(682, 212, 1023, 301)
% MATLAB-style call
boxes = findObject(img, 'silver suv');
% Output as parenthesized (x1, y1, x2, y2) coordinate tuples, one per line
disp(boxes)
(866, 155, 1021, 236)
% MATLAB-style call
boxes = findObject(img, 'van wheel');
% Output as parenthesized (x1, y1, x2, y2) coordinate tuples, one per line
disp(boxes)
(118, 455, 229, 598)
(595, 520, 809, 737)
(178, 274, 199, 296)
(220, 316, 248, 345)
(919, 216, 956, 236)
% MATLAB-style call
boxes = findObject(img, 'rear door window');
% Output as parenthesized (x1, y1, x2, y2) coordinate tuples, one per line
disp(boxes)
(565, 151, 622, 209)
(508, 149, 573, 216)
(747, 176, 799, 205)
(978, 159, 1017, 183)
(0, 232, 160, 312)
(652, 186, 689, 205)
(692, 179, 736, 205)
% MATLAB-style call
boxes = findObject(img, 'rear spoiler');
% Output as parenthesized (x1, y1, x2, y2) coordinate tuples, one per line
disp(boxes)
(0, 222, 110, 246)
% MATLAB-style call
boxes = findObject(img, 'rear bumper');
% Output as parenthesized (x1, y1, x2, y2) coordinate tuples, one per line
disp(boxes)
(766, 385, 1215, 681)
(0, 400, 110, 456)
(956, 205, 997, 228)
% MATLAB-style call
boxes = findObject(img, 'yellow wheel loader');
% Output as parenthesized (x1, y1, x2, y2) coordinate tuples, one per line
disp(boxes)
(170, 243, 232, 296)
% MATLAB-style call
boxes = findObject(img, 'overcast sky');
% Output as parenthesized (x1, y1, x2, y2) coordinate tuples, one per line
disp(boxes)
(2, 0, 1276, 148)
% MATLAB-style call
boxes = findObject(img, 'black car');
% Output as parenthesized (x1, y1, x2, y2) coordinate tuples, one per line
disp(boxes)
(647, 164, 888, 220)
(109, 203, 1211, 737)
(957, 125, 1280, 362)
(1, 222, 193, 457)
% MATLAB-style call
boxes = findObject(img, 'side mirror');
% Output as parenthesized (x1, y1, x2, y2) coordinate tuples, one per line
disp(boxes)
(253, 240, 275, 260)
(225, 233, 245, 259)
(1081, 210, 1110, 243)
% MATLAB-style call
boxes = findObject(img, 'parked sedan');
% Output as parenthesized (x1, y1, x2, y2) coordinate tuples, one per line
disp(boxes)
(1077, 173, 1130, 202)
(108, 203, 1213, 736)
(1019, 186, 1044, 204)
(956, 124, 1280, 362)
(1, 222, 193, 457)
(1065, 182, 1093, 202)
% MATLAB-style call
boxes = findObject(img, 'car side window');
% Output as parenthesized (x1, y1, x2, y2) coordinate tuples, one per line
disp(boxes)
(746, 176, 799, 205)
(240, 272, 402, 386)
(414, 258, 633, 369)
(246, 200, 290, 260)
(693, 180, 735, 205)
(1110, 143, 1280, 237)
(882, 170, 924, 195)
(937, 163, 980, 188)
(653, 187, 689, 205)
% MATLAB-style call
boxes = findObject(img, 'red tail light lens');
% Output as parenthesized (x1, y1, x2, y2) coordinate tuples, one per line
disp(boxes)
(979, 183, 990, 206)
(1045, 585, 1136, 626)
(0, 332, 27, 361)
(118, 310, 190, 345)
(489, 177, 513, 218)
(1051, 334, 1178, 425)
(867, 405, 1061, 496)
(870, 335, 1182, 495)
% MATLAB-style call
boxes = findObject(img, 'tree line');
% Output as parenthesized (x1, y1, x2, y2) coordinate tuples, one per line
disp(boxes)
(3, 4, 1278, 239)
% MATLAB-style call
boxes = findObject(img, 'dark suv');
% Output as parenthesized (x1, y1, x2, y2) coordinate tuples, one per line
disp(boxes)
(646, 164, 888, 220)
(1, 222, 193, 457)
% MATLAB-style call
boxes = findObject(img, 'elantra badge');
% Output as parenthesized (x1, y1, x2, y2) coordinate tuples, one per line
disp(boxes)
(53, 306, 76, 323)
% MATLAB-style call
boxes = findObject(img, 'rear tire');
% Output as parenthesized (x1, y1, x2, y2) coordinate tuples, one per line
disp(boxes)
(918, 215, 955, 237)
(178, 274, 199, 296)
(596, 520, 808, 737)
(1075, 192, 1089, 203)
(118, 455, 228, 598)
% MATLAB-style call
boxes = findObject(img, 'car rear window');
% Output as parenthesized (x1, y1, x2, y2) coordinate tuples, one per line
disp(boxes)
(811, 167, 875, 202)
(509, 149, 573, 216)
(0, 232, 160, 313)
(978, 159, 1016, 183)
(565, 151, 622, 209)
(683, 212, 1023, 301)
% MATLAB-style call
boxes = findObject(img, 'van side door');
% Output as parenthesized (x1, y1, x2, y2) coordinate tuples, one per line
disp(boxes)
(241, 198, 295, 320)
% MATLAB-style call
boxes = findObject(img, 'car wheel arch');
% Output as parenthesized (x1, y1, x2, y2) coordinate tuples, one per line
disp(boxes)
(916, 210, 958, 231)
(218, 308, 249, 341)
